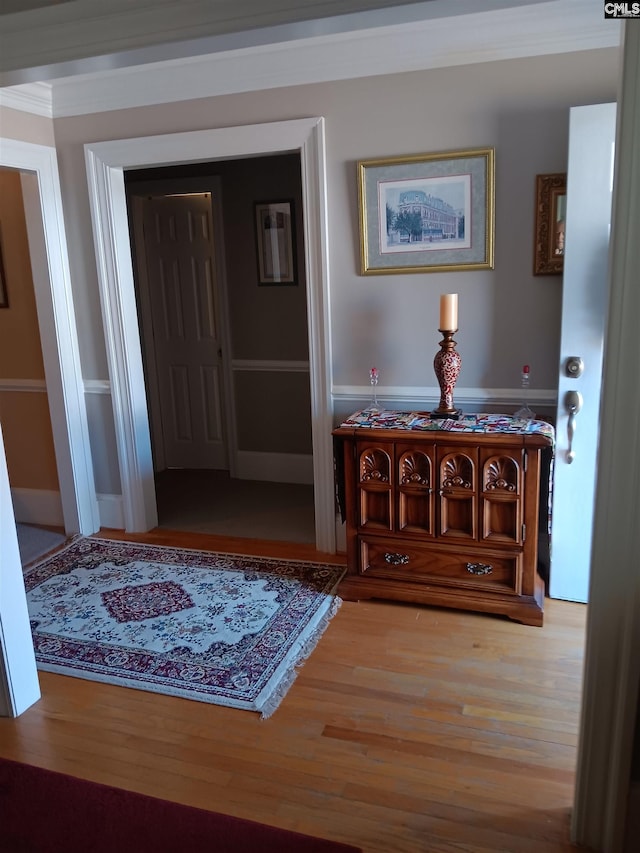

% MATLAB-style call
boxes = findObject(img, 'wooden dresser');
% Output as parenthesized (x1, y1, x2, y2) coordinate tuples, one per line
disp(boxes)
(333, 411, 554, 626)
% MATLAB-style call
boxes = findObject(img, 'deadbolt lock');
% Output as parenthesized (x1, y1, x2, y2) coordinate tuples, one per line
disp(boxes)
(565, 356, 584, 378)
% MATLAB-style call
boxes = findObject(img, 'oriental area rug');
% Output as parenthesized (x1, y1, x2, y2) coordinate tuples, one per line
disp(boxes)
(23, 537, 345, 718)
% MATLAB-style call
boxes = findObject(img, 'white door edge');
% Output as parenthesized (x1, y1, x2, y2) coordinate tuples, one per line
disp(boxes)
(0, 424, 41, 716)
(130, 196, 167, 473)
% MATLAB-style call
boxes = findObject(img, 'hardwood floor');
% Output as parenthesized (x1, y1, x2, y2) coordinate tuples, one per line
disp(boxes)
(0, 529, 586, 852)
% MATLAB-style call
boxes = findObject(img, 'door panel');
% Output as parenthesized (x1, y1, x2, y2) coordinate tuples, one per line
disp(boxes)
(397, 444, 435, 536)
(437, 447, 477, 541)
(480, 450, 522, 545)
(356, 442, 393, 531)
(201, 366, 224, 442)
(550, 102, 617, 603)
(142, 194, 227, 470)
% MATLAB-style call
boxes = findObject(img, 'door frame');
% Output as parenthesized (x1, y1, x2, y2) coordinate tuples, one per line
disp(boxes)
(571, 24, 640, 851)
(0, 138, 99, 536)
(84, 117, 335, 551)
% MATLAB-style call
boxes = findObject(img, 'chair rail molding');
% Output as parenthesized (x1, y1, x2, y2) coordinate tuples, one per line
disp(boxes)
(0, 379, 47, 393)
(332, 384, 557, 411)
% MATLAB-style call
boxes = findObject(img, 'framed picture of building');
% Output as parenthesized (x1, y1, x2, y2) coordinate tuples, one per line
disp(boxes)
(357, 147, 495, 274)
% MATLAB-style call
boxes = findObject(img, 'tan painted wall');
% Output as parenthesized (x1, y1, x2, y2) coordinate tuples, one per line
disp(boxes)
(0, 168, 59, 491)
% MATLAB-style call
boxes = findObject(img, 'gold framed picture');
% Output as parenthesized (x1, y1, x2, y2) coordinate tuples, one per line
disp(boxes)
(357, 147, 495, 275)
(533, 173, 567, 276)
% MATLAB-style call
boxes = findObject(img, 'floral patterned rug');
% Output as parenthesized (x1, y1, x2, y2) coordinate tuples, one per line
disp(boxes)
(24, 537, 345, 717)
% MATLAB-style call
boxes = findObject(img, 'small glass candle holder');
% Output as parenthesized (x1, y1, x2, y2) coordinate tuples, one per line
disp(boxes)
(368, 367, 381, 412)
(514, 365, 536, 420)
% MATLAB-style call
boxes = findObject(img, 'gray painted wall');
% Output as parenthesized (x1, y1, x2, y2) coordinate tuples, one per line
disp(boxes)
(49, 47, 619, 492)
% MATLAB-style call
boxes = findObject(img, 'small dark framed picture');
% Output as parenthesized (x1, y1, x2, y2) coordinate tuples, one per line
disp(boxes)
(534, 173, 567, 275)
(254, 200, 297, 285)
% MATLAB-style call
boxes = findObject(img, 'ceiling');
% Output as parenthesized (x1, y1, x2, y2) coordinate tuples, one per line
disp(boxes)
(0, 0, 621, 117)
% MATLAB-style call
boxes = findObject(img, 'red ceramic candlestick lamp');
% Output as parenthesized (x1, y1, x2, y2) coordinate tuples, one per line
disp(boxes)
(431, 293, 462, 420)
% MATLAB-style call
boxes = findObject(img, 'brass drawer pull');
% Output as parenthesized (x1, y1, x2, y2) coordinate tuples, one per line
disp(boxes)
(384, 552, 410, 565)
(466, 562, 493, 576)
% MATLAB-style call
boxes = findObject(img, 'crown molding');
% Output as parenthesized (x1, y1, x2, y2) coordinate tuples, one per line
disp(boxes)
(1, 1, 621, 118)
(0, 0, 549, 85)
(0, 82, 52, 117)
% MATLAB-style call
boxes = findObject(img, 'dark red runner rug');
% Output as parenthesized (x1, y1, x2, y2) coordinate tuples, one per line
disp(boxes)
(0, 757, 361, 853)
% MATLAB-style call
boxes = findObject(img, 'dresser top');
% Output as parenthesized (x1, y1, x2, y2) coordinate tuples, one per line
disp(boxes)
(337, 409, 555, 441)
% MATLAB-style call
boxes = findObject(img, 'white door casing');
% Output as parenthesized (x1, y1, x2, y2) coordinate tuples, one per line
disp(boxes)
(140, 193, 228, 471)
(85, 118, 335, 551)
(550, 102, 617, 603)
(0, 139, 99, 536)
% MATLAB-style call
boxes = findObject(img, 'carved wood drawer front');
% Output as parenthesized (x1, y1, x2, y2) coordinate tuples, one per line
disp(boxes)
(359, 536, 520, 594)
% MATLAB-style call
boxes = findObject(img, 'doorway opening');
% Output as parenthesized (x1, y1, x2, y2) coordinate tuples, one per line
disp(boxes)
(0, 160, 98, 546)
(0, 167, 69, 562)
(0, 139, 98, 539)
(125, 152, 316, 544)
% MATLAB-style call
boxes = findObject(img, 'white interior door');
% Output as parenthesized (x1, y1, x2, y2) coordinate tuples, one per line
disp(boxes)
(141, 193, 228, 471)
(550, 102, 617, 603)
(0, 423, 40, 716)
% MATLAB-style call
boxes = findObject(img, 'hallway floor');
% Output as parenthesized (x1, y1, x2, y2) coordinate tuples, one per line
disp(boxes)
(154, 469, 316, 544)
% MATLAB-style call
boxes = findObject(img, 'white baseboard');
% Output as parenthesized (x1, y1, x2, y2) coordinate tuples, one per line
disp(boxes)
(10, 487, 124, 533)
(235, 451, 314, 485)
(96, 493, 125, 530)
(10, 488, 63, 526)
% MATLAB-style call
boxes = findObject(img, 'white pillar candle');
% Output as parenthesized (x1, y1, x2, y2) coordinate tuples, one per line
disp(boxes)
(439, 293, 458, 330)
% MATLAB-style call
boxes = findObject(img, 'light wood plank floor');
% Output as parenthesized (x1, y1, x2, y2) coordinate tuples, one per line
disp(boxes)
(1, 529, 587, 853)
